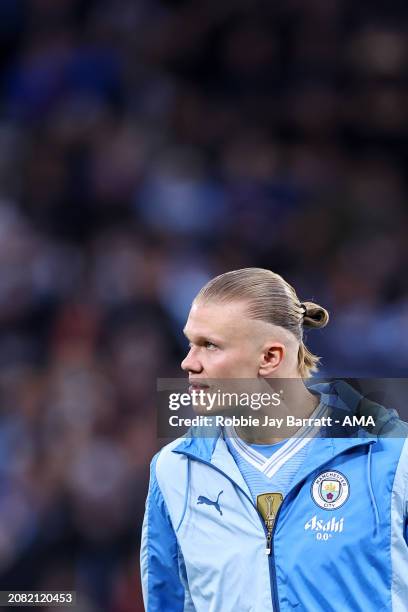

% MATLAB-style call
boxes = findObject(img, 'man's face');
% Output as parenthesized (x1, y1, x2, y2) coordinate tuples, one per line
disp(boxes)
(181, 300, 264, 380)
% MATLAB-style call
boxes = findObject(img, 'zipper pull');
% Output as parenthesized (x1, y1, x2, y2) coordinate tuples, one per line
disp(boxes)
(257, 493, 283, 555)
(265, 530, 272, 555)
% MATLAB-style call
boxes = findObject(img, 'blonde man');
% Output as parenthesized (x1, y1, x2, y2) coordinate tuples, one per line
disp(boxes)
(141, 268, 408, 611)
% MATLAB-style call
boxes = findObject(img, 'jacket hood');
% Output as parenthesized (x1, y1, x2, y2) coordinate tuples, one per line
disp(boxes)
(311, 379, 404, 438)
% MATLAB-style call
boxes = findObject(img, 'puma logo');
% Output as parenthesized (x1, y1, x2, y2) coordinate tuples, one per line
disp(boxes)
(197, 490, 224, 515)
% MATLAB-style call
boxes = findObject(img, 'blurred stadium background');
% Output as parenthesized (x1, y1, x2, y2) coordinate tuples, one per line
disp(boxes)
(0, 0, 407, 610)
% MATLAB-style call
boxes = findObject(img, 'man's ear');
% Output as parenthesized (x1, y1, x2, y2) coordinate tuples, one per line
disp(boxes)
(258, 343, 285, 376)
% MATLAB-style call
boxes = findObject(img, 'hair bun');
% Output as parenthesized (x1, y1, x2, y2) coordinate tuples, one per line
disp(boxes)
(302, 301, 329, 329)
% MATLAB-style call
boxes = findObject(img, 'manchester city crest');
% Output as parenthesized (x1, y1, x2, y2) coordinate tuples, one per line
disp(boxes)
(311, 470, 349, 510)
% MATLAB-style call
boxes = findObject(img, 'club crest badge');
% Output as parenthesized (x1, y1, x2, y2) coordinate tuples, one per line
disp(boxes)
(311, 470, 349, 510)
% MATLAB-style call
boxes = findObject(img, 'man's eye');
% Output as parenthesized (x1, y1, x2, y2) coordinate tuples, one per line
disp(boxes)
(205, 342, 217, 350)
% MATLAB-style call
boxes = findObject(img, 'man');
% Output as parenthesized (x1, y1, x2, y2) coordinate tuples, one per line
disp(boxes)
(141, 268, 408, 611)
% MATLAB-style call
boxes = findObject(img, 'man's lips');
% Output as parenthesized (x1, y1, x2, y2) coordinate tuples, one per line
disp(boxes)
(188, 382, 210, 391)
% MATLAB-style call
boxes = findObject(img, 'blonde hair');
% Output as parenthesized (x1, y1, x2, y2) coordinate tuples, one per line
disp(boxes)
(195, 268, 329, 378)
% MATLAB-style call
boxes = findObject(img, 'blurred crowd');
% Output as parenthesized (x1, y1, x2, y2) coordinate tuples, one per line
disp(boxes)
(0, 0, 407, 610)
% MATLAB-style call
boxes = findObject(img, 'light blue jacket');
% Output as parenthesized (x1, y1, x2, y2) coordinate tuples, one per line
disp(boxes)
(141, 382, 408, 611)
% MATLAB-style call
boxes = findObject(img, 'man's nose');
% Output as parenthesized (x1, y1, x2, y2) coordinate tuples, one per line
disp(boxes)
(181, 347, 203, 373)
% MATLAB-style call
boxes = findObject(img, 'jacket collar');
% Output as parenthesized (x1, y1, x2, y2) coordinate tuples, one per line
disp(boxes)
(172, 426, 221, 463)
(171, 381, 381, 464)
(172, 427, 253, 498)
(172, 426, 374, 487)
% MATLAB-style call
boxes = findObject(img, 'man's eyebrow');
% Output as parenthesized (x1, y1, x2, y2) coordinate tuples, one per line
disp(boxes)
(182, 329, 222, 344)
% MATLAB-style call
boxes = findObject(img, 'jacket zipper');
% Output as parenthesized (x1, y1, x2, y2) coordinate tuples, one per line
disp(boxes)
(263, 494, 283, 554)
(265, 530, 272, 555)
(267, 503, 284, 611)
(260, 498, 283, 611)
